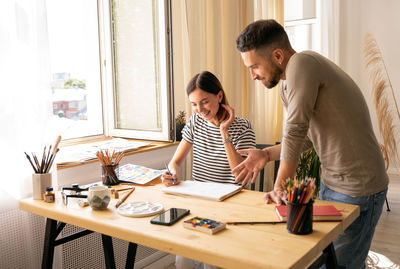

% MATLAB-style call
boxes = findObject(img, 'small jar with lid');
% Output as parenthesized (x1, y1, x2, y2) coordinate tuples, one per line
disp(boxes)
(44, 187, 55, 203)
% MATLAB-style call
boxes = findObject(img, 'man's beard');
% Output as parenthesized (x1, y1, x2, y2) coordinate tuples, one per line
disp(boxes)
(262, 62, 282, 89)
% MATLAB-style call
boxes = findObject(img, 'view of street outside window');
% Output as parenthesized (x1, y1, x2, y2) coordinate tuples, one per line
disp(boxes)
(46, 0, 103, 139)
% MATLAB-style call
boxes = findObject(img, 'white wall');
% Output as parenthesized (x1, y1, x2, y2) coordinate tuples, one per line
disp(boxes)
(337, 0, 400, 173)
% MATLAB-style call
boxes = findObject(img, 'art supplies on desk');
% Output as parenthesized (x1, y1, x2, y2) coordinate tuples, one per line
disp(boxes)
(117, 201, 163, 217)
(115, 187, 135, 208)
(275, 204, 343, 221)
(116, 164, 164, 185)
(183, 217, 226, 234)
(26, 135, 61, 200)
(282, 177, 317, 234)
(24, 135, 61, 174)
(96, 149, 124, 185)
(161, 181, 242, 201)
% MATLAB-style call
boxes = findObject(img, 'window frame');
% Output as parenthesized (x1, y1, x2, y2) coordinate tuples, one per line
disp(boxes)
(98, 0, 174, 142)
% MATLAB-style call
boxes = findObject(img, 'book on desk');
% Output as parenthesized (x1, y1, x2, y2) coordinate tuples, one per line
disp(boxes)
(161, 180, 242, 201)
(275, 204, 343, 221)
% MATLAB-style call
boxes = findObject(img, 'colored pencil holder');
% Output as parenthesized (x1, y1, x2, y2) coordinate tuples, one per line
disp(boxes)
(286, 200, 313, 235)
(101, 164, 119, 186)
(32, 173, 52, 200)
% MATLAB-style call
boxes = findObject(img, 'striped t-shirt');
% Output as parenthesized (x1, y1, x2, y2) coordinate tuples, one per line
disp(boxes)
(182, 113, 256, 184)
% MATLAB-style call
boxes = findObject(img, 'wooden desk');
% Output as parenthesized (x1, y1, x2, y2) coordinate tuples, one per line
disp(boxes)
(19, 182, 359, 269)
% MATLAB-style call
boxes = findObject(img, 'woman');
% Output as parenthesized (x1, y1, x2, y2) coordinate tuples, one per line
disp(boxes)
(162, 71, 255, 269)
(162, 71, 256, 187)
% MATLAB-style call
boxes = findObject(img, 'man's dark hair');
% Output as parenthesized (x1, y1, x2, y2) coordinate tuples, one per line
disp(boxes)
(236, 19, 291, 53)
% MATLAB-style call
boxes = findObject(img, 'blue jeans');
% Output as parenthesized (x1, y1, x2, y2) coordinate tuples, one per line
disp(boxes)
(319, 183, 387, 269)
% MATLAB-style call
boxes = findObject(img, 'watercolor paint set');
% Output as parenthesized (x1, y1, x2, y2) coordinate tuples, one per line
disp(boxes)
(183, 217, 226, 234)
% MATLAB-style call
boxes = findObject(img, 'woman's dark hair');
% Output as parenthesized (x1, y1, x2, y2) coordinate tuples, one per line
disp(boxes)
(186, 71, 229, 123)
(236, 19, 292, 53)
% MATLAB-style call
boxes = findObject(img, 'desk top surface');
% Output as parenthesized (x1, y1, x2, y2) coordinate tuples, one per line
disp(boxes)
(19, 181, 359, 269)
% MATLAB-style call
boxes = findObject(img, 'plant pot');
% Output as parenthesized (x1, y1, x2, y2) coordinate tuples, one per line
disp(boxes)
(176, 124, 185, 141)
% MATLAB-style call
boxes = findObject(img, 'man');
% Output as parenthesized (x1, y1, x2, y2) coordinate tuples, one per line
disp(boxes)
(233, 19, 388, 268)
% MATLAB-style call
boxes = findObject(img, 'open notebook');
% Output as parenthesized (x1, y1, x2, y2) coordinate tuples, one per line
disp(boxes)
(161, 181, 242, 201)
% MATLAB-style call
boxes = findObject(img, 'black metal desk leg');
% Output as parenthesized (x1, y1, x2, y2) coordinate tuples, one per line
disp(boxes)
(308, 242, 338, 269)
(42, 218, 57, 269)
(324, 243, 338, 269)
(101, 234, 116, 269)
(125, 242, 138, 269)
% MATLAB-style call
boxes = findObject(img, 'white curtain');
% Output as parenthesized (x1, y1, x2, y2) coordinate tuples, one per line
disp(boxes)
(0, 1, 54, 267)
(318, 0, 340, 64)
(174, 0, 284, 189)
(247, 0, 284, 146)
(0, 0, 52, 210)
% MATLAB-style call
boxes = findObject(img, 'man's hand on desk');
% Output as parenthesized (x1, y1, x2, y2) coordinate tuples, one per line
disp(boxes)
(263, 189, 288, 206)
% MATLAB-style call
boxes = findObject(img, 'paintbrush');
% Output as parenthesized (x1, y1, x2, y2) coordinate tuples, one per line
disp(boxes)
(24, 152, 38, 173)
(115, 187, 135, 208)
(45, 135, 62, 173)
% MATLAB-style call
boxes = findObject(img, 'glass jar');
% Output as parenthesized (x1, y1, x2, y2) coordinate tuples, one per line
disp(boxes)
(44, 187, 55, 203)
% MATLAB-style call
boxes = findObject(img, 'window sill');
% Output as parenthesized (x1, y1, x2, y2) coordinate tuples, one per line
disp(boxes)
(57, 137, 179, 170)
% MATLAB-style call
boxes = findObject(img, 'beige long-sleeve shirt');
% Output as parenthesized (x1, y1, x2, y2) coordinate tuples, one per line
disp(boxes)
(280, 51, 388, 196)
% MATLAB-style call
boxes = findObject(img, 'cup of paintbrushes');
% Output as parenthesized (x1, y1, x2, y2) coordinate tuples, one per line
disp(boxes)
(101, 163, 119, 186)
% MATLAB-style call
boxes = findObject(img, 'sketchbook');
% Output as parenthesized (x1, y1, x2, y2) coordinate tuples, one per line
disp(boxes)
(161, 181, 242, 201)
(116, 164, 164, 185)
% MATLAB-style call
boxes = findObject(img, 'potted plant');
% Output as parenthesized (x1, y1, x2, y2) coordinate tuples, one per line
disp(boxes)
(296, 148, 321, 197)
(175, 111, 186, 141)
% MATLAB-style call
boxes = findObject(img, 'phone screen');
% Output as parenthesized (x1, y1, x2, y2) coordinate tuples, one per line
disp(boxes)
(150, 208, 190, 226)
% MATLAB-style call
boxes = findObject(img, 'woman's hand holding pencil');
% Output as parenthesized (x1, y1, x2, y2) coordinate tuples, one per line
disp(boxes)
(161, 163, 180, 187)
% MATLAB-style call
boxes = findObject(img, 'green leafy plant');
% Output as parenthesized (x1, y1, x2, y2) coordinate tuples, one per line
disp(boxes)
(296, 148, 321, 195)
(175, 111, 186, 125)
(64, 78, 86, 89)
(175, 111, 186, 141)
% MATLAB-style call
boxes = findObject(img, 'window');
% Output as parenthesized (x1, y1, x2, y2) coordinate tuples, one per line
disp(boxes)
(46, 0, 173, 141)
(101, 0, 174, 141)
(46, 0, 103, 139)
(284, 0, 320, 53)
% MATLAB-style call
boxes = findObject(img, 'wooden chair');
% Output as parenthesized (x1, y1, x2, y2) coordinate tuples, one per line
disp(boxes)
(251, 142, 280, 192)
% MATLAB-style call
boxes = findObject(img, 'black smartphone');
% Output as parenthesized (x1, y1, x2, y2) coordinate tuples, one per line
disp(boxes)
(150, 208, 190, 226)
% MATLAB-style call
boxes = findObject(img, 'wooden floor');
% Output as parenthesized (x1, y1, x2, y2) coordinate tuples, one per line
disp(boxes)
(368, 172, 400, 268)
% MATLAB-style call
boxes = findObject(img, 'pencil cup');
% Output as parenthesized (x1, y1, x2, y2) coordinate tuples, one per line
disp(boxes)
(32, 173, 52, 200)
(88, 185, 110, 210)
(286, 200, 313, 235)
(101, 164, 119, 186)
